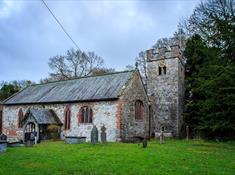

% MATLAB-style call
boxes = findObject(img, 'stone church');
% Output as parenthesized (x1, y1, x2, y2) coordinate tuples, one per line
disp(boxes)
(0, 43, 184, 143)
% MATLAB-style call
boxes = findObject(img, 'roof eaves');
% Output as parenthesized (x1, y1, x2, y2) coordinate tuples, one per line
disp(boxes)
(3, 97, 119, 106)
(2, 86, 30, 104)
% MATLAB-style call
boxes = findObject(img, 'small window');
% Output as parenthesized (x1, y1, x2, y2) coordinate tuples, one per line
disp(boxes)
(79, 106, 93, 124)
(161, 125, 166, 132)
(18, 109, 24, 128)
(135, 100, 144, 121)
(158, 67, 162, 75)
(64, 106, 71, 130)
(163, 66, 166, 74)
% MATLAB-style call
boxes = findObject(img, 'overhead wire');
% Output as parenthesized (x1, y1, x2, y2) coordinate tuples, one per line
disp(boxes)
(41, 0, 87, 56)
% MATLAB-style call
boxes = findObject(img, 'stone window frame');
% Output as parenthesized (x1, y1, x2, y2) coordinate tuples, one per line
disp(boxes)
(18, 109, 24, 128)
(158, 66, 162, 75)
(160, 125, 166, 132)
(158, 60, 167, 75)
(134, 100, 144, 122)
(159, 66, 167, 75)
(78, 106, 93, 124)
(64, 106, 71, 130)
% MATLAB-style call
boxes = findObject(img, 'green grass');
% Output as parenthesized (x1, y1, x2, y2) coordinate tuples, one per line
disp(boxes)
(0, 139, 235, 175)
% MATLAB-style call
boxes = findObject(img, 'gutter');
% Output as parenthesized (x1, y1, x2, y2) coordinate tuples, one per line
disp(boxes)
(3, 98, 119, 106)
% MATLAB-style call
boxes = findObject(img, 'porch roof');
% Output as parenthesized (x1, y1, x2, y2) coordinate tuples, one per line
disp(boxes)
(26, 108, 62, 125)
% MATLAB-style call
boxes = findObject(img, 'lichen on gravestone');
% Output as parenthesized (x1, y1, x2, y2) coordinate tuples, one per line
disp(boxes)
(101, 125, 107, 143)
(91, 125, 98, 144)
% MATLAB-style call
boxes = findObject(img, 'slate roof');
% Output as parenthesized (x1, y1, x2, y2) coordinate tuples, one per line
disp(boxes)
(4, 71, 134, 105)
(26, 108, 62, 125)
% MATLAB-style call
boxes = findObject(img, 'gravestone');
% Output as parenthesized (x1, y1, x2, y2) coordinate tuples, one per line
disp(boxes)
(91, 125, 98, 144)
(100, 125, 107, 143)
(186, 125, 189, 141)
(0, 134, 7, 153)
(25, 140, 34, 147)
(0, 134, 7, 141)
(142, 138, 147, 148)
(160, 131, 164, 144)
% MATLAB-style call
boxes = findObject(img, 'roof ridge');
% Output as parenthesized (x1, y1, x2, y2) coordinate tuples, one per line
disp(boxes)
(31, 70, 135, 87)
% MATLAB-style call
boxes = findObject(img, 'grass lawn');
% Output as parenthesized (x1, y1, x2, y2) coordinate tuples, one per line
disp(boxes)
(0, 139, 235, 175)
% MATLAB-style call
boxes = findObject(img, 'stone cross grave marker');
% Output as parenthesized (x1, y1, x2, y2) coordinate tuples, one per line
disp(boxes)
(91, 125, 98, 144)
(101, 125, 107, 143)
(160, 131, 164, 144)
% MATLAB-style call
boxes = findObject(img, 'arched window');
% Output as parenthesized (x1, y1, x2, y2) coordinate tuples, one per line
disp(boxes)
(79, 106, 93, 124)
(163, 66, 167, 74)
(159, 66, 167, 75)
(18, 109, 24, 128)
(161, 125, 166, 132)
(64, 106, 71, 130)
(135, 100, 144, 121)
(159, 66, 162, 75)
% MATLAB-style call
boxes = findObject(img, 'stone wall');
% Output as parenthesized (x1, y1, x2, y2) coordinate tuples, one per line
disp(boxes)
(2, 101, 119, 142)
(2, 71, 150, 142)
(146, 45, 184, 137)
(119, 70, 150, 140)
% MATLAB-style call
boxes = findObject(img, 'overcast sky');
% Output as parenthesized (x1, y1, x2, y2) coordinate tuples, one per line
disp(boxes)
(0, 0, 200, 82)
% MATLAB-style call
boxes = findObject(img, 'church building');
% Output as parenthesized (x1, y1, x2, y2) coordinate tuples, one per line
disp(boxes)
(0, 42, 184, 143)
(1, 70, 150, 142)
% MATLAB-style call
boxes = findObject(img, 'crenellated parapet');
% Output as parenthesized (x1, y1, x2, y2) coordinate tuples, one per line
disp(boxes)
(146, 43, 182, 62)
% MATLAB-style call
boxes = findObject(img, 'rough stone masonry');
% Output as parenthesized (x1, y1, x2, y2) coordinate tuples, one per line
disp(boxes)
(146, 41, 185, 137)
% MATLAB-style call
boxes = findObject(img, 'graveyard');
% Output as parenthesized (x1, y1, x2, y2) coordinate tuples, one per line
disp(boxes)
(0, 139, 234, 175)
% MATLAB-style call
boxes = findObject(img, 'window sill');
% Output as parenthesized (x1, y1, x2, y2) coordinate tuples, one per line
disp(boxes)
(79, 123, 93, 125)
(134, 120, 144, 122)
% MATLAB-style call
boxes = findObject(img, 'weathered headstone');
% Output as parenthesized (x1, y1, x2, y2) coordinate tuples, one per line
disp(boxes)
(0, 134, 7, 141)
(91, 125, 98, 144)
(142, 138, 147, 148)
(186, 125, 189, 141)
(100, 125, 107, 143)
(0, 134, 7, 153)
(25, 140, 34, 147)
(160, 131, 164, 144)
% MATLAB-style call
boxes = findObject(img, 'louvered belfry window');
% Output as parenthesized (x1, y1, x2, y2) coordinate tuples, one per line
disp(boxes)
(64, 106, 71, 130)
(135, 100, 144, 121)
(79, 106, 93, 124)
(18, 109, 24, 128)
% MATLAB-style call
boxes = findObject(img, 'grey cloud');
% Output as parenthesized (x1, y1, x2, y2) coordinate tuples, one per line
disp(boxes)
(0, 0, 199, 82)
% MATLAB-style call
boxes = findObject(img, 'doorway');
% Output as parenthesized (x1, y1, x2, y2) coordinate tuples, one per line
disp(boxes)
(24, 122, 36, 141)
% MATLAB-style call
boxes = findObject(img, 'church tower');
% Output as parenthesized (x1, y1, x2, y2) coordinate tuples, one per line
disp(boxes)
(146, 41, 185, 137)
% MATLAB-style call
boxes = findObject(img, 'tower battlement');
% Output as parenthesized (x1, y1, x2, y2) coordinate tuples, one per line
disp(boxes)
(146, 44, 182, 62)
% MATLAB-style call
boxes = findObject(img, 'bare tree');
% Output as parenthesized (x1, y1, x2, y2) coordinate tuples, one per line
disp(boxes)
(45, 49, 106, 82)
(153, 37, 171, 49)
(135, 51, 147, 83)
(125, 65, 135, 71)
(48, 55, 70, 80)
